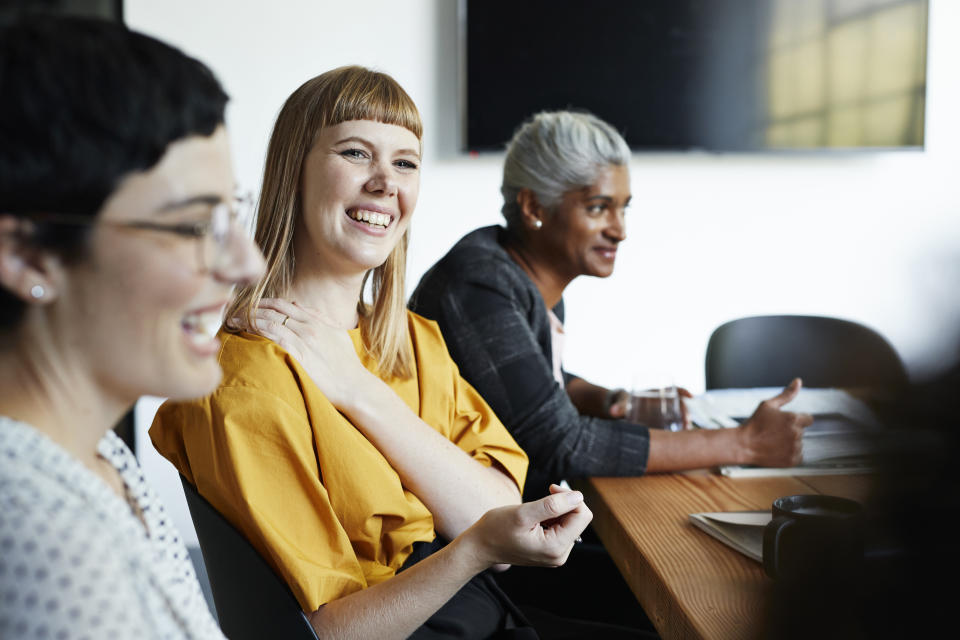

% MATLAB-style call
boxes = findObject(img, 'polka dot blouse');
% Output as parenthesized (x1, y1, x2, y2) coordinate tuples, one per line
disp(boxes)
(0, 416, 225, 639)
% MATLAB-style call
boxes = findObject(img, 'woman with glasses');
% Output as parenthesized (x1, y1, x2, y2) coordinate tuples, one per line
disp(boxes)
(0, 17, 264, 639)
(149, 68, 636, 640)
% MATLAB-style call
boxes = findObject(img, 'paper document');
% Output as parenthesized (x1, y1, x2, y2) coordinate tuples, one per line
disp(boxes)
(686, 388, 886, 477)
(686, 388, 882, 430)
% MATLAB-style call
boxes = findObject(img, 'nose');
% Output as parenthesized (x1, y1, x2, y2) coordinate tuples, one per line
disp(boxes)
(212, 225, 266, 286)
(606, 208, 627, 243)
(364, 159, 398, 197)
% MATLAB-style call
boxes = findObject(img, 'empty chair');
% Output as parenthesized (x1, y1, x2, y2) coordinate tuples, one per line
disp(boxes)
(180, 476, 319, 640)
(705, 315, 908, 391)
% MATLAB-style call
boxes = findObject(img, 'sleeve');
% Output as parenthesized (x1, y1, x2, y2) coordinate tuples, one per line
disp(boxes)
(151, 387, 367, 612)
(417, 262, 650, 500)
(409, 316, 529, 493)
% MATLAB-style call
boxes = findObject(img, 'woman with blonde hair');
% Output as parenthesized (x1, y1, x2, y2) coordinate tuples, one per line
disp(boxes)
(150, 68, 631, 639)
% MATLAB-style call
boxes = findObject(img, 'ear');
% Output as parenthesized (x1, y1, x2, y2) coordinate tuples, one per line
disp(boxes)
(516, 189, 546, 231)
(0, 215, 63, 305)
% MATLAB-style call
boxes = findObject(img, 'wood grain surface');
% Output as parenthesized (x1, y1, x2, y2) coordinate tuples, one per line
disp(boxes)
(579, 471, 872, 640)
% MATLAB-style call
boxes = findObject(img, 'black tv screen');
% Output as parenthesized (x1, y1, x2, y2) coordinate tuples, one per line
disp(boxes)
(463, 0, 928, 152)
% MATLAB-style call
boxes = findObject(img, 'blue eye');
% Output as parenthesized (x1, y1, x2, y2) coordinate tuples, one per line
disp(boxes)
(340, 149, 367, 159)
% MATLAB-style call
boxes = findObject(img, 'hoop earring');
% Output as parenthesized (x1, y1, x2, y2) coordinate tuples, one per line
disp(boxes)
(30, 284, 45, 299)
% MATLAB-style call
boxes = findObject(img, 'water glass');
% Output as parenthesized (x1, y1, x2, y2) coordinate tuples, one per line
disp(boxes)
(627, 386, 684, 431)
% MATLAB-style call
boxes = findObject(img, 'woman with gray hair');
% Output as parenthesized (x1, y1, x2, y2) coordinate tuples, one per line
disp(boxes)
(410, 109, 812, 628)
(411, 110, 812, 500)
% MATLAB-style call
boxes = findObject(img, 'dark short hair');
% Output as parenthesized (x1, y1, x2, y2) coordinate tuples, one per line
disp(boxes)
(0, 16, 229, 328)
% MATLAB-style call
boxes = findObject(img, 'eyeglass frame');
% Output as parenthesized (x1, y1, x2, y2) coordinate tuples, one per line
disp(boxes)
(9, 192, 255, 273)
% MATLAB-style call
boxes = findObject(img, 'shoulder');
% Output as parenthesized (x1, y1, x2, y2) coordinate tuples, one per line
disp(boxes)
(207, 330, 310, 410)
(217, 330, 296, 384)
(405, 310, 452, 359)
(152, 331, 310, 435)
(411, 226, 536, 312)
(0, 437, 151, 635)
(426, 226, 518, 279)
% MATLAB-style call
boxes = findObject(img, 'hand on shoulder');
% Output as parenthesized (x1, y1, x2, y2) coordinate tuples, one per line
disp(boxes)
(247, 298, 376, 408)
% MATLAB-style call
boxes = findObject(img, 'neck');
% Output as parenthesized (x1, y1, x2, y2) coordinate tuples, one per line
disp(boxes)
(286, 268, 365, 329)
(0, 324, 129, 468)
(504, 237, 573, 310)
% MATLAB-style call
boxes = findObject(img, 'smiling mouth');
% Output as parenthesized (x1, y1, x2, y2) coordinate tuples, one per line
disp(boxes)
(181, 307, 224, 347)
(347, 208, 392, 230)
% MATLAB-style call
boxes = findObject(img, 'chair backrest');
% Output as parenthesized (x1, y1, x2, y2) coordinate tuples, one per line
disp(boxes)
(705, 315, 908, 390)
(180, 476, 319, 640)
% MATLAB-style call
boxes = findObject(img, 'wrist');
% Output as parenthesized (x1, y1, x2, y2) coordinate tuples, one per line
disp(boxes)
(337, 370, 393, 422)
(447, 525, 494, 577)
(731, 423, 754, 465)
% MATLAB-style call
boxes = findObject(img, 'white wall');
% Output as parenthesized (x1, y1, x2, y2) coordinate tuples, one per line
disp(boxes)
(127, 0, 960, 546)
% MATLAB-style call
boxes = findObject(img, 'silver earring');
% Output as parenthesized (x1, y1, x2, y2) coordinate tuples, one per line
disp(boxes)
(533, 220, 543, 229)
(30, 284, 45, 299)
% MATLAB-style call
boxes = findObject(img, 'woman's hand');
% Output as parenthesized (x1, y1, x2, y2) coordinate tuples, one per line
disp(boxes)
(458, 484, 592, 573)
(736, 378, 814, 467)
(306, 485, 590, 640)
(246, 297, 374, 408)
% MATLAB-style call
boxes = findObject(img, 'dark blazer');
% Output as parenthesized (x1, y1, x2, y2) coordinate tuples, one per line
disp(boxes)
(410, 225, 650, 500)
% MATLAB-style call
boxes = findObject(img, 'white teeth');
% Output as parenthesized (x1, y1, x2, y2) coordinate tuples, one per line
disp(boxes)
(348, 209, 390, 228)
(183, 309, 223, 345)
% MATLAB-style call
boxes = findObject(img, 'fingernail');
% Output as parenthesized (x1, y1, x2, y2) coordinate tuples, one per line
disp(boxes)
(564, 491, 583, 505)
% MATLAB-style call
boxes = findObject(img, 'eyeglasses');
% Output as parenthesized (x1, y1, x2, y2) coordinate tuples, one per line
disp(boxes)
(18, 193, 255, 273)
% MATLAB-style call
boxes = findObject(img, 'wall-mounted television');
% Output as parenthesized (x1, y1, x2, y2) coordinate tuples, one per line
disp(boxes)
(462, 0, 928, 152)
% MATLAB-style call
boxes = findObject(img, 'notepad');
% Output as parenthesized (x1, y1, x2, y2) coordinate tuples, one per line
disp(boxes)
(688, 510, 770, 562)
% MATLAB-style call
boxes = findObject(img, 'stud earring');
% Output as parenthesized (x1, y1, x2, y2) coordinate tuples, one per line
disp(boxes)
(30, 284, 45, 299)
(533, 220, 543, 229)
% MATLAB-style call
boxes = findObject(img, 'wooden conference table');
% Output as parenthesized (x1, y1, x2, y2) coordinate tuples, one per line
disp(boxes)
(578, 470, 874, 640)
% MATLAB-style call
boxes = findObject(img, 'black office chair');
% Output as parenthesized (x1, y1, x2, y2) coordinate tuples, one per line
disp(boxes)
(704, 315, 908, 391)
(180, 476, 319, 640)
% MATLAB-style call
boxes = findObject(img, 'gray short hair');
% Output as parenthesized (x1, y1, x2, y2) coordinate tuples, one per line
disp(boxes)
(501, 111, 630, 230)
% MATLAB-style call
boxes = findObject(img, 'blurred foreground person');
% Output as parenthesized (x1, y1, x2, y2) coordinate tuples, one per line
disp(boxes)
(0, 17, 265, 639)
(763, 361, 960, 639)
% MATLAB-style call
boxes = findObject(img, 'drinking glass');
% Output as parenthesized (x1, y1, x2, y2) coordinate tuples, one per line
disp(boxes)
(627, 386, 684, 432)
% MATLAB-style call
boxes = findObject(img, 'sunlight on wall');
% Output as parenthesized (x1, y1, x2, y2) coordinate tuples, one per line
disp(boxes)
(765, 0, 927, 148)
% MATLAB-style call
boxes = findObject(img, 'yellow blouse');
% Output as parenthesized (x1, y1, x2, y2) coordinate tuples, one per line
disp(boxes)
(150, 311, 528, 612)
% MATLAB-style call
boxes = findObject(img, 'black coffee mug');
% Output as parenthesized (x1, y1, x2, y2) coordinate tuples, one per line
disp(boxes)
(763, 494, 864, 581)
